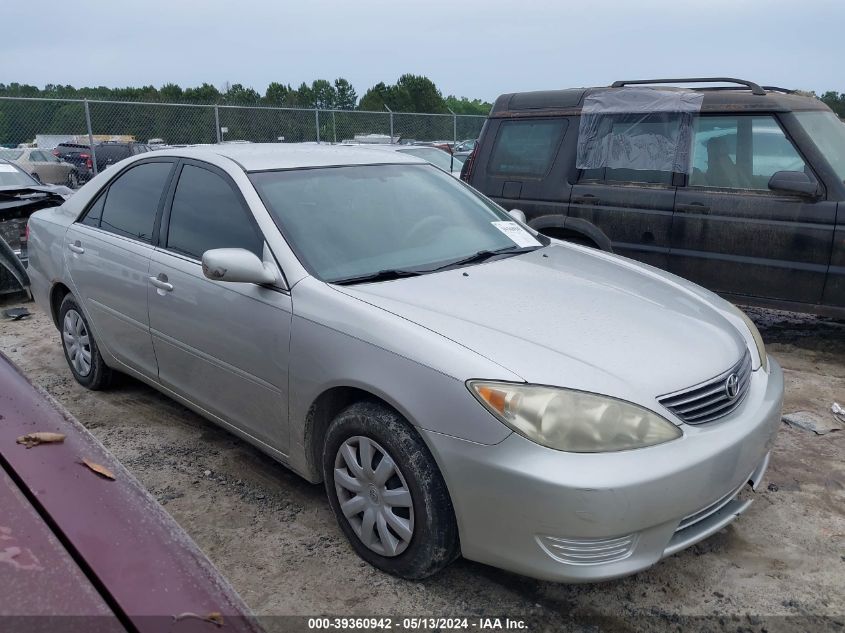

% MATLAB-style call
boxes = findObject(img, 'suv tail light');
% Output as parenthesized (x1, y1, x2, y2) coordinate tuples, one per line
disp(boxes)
(80, 153, 93, 169)
(52, 149, 59, 156)
(460, 146, 478, 183)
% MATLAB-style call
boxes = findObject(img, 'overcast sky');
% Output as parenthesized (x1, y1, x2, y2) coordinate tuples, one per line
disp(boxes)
(4, 0, 843, 101)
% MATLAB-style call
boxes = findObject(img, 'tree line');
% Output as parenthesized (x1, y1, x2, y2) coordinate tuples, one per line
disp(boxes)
(0, 74, 493, 115)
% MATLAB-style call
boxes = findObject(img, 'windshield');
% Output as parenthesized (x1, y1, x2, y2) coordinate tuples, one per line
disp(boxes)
(794, 111, 845, 182)
(250, 164, 540, 283)
(398, 147, 463, 171)
(0, 149, 23, 161)
(0, 162, 38, 186)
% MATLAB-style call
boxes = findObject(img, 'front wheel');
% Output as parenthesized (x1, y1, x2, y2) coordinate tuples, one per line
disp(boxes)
(322, 401, 459, 579)
(58, 294, 112, 390)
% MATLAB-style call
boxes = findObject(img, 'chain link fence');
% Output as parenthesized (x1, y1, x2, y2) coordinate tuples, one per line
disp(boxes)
(0, 96, 485, 175)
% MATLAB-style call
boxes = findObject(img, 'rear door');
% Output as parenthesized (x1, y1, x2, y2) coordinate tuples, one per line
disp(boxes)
(29, 150, 63, 184)
(66, 159, 175, 378)
(670, 114, 836, 304)
(568, 112, 682, 268)
(147, 160, 292, 453)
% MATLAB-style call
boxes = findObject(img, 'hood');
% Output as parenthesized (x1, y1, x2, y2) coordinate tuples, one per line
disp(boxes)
(0, 184, 73, 199)
(336, 244, 746, 407)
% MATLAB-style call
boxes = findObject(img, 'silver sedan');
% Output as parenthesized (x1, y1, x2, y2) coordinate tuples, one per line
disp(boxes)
(27, 144, 782, 582)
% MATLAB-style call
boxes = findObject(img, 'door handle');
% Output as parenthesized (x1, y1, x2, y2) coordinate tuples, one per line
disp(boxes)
(68, 241, 84, 254)
(676, 203, 710, 214)
(573, 195, 600, 205)
(149, 275, 173, 292)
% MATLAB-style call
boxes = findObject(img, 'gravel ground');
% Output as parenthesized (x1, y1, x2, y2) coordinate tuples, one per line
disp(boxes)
(1, 300, 843, 632)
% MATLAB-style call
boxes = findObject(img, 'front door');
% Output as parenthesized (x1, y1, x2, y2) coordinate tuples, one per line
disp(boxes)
(147, 161, 292, 453)
(670, 114, 836, 304)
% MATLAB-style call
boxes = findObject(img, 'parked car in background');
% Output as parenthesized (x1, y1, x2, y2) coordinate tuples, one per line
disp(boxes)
(349, 143, 464, 177)
(0, 158, 71, 293)
(0, 147, 80, 187)
(463, 77, 845, 318)
(453, 138, 477, 156)
(0, 352, 262, 632)
(94, 141, 151, 172)
(53, 141, 152, 180)
(54, 142, 96, 183)
(27, 144, 781, 584)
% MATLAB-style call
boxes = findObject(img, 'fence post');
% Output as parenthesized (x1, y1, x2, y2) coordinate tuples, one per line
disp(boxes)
(214, 105, 221, 143)
(332, 110, 337, 144)
(83, 99, 98, 176)
(315, 109, 320, 143)
(384, 105, 394, 142)
(448, 108, 457, 146)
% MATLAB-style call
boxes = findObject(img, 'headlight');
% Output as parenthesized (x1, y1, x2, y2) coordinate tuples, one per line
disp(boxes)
(728, 305, 768, 371)
(468, 381, 682, 453)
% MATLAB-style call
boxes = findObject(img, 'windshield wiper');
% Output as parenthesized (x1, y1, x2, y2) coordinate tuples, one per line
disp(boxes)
(331, 268, 424, 286)
(426, 245, 540, 272)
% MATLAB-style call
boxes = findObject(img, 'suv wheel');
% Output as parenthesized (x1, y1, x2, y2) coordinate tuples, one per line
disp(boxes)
(322, 401, 459, 579)
(59, 294, 112, 390)
(67, 170, 80, 188)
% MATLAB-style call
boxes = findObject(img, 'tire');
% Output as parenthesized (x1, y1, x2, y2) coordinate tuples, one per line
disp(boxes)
(58, 294, 112, 390)
(322, 401, 459, 579)
(67, 170, 80, 188)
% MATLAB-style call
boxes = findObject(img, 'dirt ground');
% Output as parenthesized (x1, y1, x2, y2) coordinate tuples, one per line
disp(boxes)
(1, 300, 843, 632)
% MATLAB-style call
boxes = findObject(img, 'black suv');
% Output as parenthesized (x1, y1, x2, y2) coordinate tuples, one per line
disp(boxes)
(54, 141, 150, 181)
(463, 78, 845, 317)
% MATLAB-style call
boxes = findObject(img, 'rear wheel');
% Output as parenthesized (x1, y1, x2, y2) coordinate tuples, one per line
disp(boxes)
(322, 401, 459, 579)
(67, 170, 80, 188)
(59, 294, 112, 390)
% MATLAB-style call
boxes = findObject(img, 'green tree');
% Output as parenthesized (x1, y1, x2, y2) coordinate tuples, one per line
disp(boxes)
(334, 78, 357, 109)
(310, 79, 337, 109)
(445, 95, 492, 116)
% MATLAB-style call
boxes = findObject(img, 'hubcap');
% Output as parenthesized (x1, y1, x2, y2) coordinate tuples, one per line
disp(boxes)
(333, 436, 414, 557)
(62, 309, 92, 377)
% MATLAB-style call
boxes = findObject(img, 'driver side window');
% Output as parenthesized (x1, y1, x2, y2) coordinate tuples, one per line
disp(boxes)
(689, 115, 809, 190)
(166, 164, 264, 260)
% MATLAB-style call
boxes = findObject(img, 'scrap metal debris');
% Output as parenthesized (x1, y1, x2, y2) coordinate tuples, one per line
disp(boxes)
(782, 411, 842, 435)
(833, 402, 845, 424)
(80, 458, 116, 480)
(172, 611, 224, 627)
(3, 307, 30, 320)
(16, 432, 66, 448)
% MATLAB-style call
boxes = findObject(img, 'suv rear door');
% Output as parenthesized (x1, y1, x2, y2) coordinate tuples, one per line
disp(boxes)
(670, 114, 836, 305)
(568, 113, 683, 268)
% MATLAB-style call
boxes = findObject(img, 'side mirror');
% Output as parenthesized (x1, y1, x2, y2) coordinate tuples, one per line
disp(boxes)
(508, 208, 527, 223)
(201, 248, 278, 285)
(768, 171, 820, 198)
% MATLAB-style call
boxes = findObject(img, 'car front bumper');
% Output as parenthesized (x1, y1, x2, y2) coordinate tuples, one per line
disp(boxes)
(424, 357, 783, 583)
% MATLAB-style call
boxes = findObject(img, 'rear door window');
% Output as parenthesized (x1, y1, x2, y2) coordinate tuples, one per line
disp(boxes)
(166, 164, 263, 259)
(97, 161, 173, 241)
(488, 119, 567, 177)
(578, 113, 684, 185)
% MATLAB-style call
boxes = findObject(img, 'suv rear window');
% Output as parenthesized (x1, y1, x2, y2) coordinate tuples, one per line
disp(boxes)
(488, 119, 567, 177)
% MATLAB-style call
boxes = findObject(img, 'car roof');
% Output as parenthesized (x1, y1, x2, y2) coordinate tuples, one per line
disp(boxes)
(157, 143, 429, 171)
(491, 85, 832, 117)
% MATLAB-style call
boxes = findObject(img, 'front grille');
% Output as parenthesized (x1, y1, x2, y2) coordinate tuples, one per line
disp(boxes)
(658, 350, 752, 425)
(536, 533, 637, 565)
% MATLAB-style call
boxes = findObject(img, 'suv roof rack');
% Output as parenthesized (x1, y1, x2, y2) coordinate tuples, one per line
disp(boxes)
(610, 77, 767, 96)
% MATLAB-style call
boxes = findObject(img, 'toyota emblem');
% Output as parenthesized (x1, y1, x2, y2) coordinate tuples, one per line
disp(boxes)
(725, 373, 740, 400)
